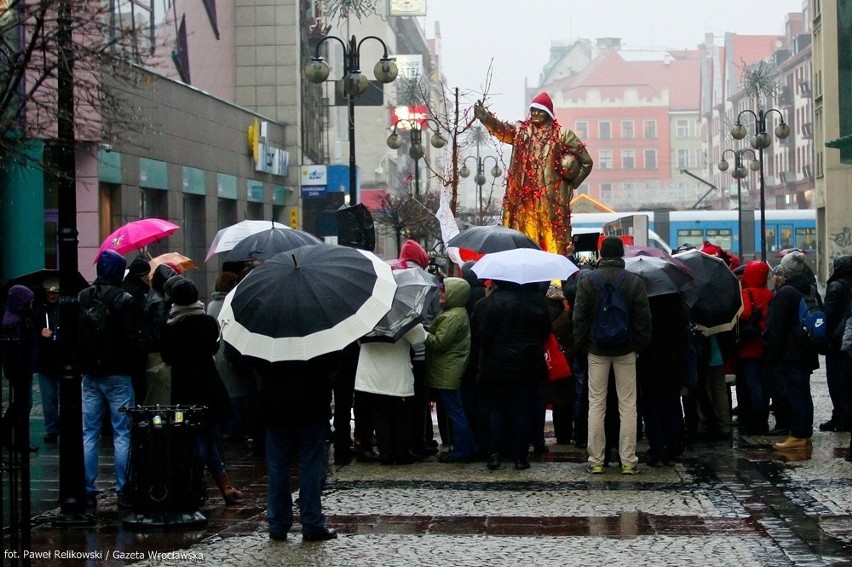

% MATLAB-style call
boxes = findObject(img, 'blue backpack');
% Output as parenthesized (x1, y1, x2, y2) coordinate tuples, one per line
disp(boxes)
(796, 285, 829, 355)
(587, 271, 632, 349)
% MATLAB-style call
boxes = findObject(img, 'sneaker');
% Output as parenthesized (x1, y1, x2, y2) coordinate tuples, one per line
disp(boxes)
(621, 465, 639, 475)
(588, 464, 604, 474)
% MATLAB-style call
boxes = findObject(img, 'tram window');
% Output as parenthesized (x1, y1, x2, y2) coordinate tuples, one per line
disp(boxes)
(676, 229, 704, 249)
(765, 228, 776, 252)
(706, 229, 733, 251)
(779, 226, 793, 250)
(795, 228, 817, 250)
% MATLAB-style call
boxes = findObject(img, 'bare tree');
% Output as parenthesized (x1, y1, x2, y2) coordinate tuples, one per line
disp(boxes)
(0, 0, 145, 173)
(372, 189, 441, 253)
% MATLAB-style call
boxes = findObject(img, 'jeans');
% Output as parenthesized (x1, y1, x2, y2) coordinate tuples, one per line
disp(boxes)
(266, 422, 328, 537)
(197, 428, 225, 476)
(82, 374, 134, 495)
(587, 352, 638, 467)
(779, 363, 813, 439)
(435, 389, 478, 458)
(38, 373, 61, 436)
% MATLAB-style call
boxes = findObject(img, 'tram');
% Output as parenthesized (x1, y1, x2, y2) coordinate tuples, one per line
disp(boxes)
(571, 209, 817, 260)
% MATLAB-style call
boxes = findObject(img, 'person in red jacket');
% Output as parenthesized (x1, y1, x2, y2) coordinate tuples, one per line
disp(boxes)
(736, 261, 774, 434)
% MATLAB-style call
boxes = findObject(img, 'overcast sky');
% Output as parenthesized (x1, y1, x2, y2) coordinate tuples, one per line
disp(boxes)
(423, 0, 806, 119)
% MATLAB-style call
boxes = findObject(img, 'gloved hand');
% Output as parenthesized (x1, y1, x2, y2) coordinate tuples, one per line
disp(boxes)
(473, 100, 487, 122)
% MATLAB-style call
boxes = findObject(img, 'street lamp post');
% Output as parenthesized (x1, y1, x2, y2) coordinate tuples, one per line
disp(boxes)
(305, 35, 399, 205)
(730, 108, 790, 261)
(718, 148, 759, 259)
(459, 155, 501, 217)
(386, 118, 446, 197)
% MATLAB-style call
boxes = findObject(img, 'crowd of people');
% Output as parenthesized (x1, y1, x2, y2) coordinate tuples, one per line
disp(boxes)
(2, 236, 851, 543)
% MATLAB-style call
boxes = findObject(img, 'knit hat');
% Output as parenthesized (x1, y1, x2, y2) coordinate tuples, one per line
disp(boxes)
(779, 251, 805, 278)
(529, 92, 555, 120)
(599, 236, 624, 258)
(163, 275, 185, 300)
(127, 256, 151, 277)
(169, 278, 199, 306)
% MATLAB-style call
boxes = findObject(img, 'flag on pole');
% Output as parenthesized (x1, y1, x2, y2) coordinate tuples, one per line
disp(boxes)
(435, 188, 464, 267)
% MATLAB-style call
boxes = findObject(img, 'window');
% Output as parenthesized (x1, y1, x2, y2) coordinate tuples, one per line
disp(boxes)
(676, 119, 689, 138)
(576, 184, 589, 195)
(795, 227, 817, 250)
(622, 149, 635, 169)
(677, 149, 689, 168)
(599, 121, 612, 140)
(575, 121, 588, 139)
(623, 183, 634, 201)
(644, 149, 657, 169)
(600, 183, 612, 202)
(621, 120, 634, 139)
(677, 229, 704, 249)
(706, 228, 733, 251)
(599, 150, 612, 169)
(644, 120, 657, 139)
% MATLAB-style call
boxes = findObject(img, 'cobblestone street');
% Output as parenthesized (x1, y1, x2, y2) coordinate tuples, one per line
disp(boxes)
(10, 364, 852, 566)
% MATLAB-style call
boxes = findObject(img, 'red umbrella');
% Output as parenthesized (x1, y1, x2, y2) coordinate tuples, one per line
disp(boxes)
(94, 218, 180, 263)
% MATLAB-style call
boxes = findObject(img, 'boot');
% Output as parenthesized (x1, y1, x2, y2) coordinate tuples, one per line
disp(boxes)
(214, 472, 243, 505)
(773, 436, 810, 450)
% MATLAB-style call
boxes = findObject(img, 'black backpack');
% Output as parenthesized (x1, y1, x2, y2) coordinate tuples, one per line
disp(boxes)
(587, 271, 632, 349)
(78, 286, 122, 373)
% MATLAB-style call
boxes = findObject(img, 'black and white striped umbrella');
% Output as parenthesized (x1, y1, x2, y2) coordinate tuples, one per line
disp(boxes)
(217, 244, 396, 361)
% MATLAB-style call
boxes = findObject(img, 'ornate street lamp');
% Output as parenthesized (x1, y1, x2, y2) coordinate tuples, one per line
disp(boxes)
(730, 108, 790, 261)
(718, 148, 760, 259)
(305, 35, 398, 205)
(386, 118, 446, 197)
(459, 155, 501, 216)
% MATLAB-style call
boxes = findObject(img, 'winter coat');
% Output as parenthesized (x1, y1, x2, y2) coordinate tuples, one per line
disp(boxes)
(1, 285, 37, 379)
(825, 255, 852, 353)
(477, 281, 552, 385)
(572, 258, 652, 356)
(143, 264, 178, 353)
(425, 277, 471, 390)
(637, 293, 690, 391)
(160, 308, 232, 426)
(355, 324, 426, 397)
(206, 291, 250, 399)
(255, 352, 342, 427)
(738, 261, 773, 359)
(762, 273, 820, 371)
(77, 281, 144, 377)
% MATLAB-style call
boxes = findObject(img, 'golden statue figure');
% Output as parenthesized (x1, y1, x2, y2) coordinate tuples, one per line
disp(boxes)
(474, 92, 593, 255)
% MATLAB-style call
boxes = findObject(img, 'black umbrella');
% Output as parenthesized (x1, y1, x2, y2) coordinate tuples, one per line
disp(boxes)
(2, 269, 89, 301)
(672, 249, 743, 335)
(217, 244, 396, 361)
(447, 225, 540, 261)
(623, 256, 694, 298)
(223, 227, 322, 263)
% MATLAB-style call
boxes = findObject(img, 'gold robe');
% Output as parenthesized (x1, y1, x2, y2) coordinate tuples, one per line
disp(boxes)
(479, 111, 593, 255)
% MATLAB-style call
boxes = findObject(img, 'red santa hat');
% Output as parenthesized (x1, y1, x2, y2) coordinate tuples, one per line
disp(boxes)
(529, 92, 555, 120)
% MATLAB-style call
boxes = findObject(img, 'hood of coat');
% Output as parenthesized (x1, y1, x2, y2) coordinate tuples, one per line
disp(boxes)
(741, 260, 770, 289)
(397, 239, 430, 270)
(828, 254, 852, 285)
(442, 277, 470, 309)
(151, 264, 178, 294)
(96, 249, 127, 284)
(2, 285, 34, 328)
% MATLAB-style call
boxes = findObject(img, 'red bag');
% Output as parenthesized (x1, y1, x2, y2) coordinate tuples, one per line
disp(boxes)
(544, 333, 571, 382)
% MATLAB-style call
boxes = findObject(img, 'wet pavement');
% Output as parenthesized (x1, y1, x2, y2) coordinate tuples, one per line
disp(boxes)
(5, 363, 852, 566)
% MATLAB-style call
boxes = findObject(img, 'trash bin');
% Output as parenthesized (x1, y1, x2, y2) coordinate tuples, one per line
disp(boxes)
(121, 405, 208, 529)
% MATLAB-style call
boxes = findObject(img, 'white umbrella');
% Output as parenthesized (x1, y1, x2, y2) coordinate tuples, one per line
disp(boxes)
(205, 220, 290, 261)
(471, 248, 579, 284)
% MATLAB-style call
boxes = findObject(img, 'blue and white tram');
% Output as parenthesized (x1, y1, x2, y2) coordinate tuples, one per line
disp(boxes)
(571, 209, 817, 259)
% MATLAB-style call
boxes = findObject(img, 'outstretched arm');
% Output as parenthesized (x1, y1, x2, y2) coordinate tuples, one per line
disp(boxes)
(474, 100, 516, 144)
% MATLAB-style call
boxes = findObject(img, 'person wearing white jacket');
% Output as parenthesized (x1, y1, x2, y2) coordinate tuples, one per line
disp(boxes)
(355, 324, 427, 465)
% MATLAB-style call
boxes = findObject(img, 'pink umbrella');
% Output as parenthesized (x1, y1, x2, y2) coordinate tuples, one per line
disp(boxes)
(94, 218, 180, 263)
